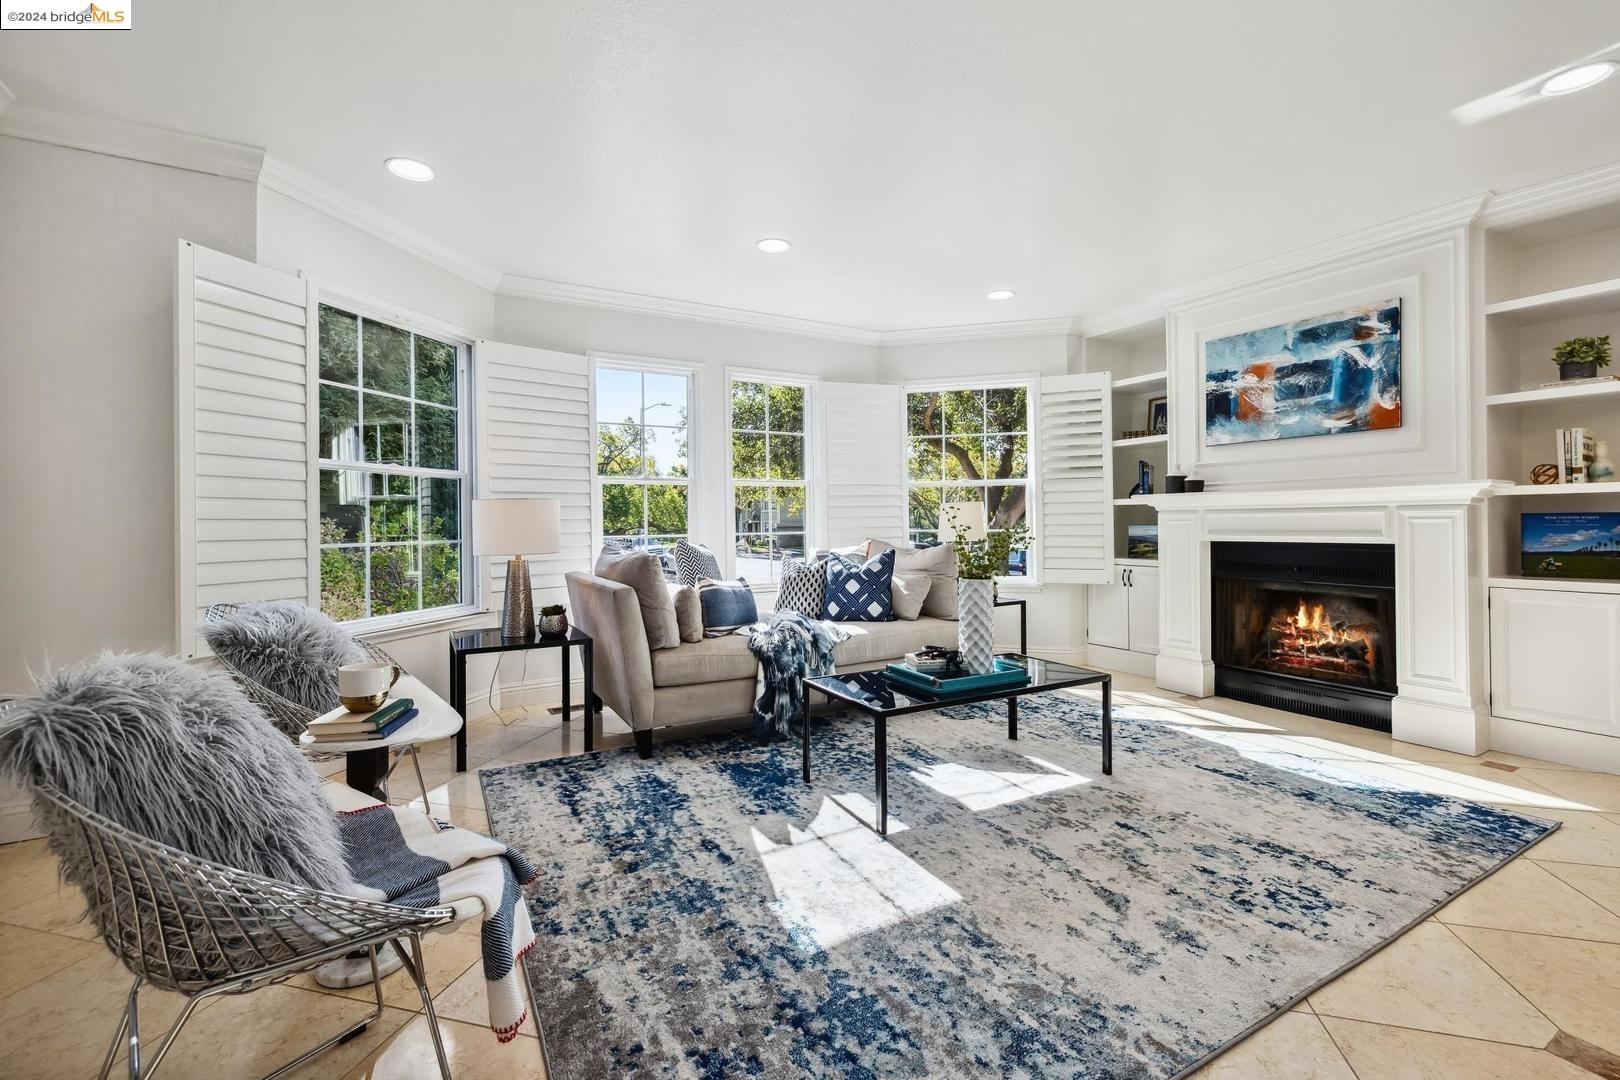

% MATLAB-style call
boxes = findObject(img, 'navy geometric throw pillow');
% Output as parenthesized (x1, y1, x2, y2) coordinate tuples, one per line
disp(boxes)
(821, 548, 896, 622)
(674, 540, 723, 587)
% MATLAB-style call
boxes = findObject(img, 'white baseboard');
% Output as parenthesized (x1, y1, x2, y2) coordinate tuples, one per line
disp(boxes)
(1080, 643, 1156, 678)
(1155, 653, 1215, 697)
(1489, 713, 1620, 774)
(1392, 694, 1490, 757)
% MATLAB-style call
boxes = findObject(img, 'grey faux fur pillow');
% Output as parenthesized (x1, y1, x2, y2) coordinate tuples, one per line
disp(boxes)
(197, 600, 365, 713)
(0, 652, 355, 897)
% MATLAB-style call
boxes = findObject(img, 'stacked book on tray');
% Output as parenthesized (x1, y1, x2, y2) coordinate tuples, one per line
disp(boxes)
(306, 697, 418, 742)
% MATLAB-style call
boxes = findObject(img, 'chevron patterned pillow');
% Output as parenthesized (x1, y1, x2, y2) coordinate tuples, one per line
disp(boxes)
(674, 540, 723, 587)
(821, 547, 896, 622)
(774, 556, 827, 616)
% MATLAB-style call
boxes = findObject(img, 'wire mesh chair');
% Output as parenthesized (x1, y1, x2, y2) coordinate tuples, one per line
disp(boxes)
(201, 603, 431, 805)
(26, 782, 458, 1079)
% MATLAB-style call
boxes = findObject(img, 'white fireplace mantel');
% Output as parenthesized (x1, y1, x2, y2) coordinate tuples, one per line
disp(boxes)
(1135, 481, 1511, 756)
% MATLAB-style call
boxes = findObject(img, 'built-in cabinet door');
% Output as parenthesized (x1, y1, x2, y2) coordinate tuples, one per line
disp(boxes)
(1087, 570, 1131, 651)
(1127, 565, 1160, 655)
(1490, 587, 1620, 738)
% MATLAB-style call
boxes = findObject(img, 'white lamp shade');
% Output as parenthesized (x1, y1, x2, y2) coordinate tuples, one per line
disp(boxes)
(939, 501, 988, 543)
(472, 498, 561, 556)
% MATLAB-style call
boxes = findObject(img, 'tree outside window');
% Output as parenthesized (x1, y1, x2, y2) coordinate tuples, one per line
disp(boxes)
(905, 386, 1030, 577)
(316, 305, 466, 621)
(595, 366, 690, 579)
(731, 379, 807, 582)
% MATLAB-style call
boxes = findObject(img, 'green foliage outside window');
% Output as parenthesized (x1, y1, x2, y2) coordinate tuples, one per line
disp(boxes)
(906, 386, 1031, 575)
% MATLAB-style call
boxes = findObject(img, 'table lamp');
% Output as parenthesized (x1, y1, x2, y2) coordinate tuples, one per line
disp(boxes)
(472, 497, 561, 639)
(939, 501, 988, 544)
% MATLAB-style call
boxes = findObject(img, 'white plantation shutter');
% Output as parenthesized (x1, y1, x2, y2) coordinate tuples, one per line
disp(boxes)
(818, 381, 906, 547)
(175, 240, 317, 658)
(1038, 373, 1112, 584)
(474, 341, 594, 612)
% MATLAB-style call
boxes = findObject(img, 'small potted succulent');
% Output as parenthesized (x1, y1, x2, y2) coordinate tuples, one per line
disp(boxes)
(538, 603, 568, 638)
(1552, 335, 1611, 382)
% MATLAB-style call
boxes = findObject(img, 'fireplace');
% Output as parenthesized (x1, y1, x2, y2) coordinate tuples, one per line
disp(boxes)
(1212, 541, 1396, 730)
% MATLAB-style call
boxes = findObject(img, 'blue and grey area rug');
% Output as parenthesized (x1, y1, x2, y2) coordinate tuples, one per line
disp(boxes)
(481, 692, 1555, 1079)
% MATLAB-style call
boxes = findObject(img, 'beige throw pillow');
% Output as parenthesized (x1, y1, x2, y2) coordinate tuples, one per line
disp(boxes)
(667, 584, 703, 643)
(867, 538, 958, 619)
(890, 572, 933, 621)
(594, 548, 681, 650)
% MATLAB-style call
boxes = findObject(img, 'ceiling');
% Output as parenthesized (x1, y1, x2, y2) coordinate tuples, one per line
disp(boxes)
(4, 1, 1620, 332)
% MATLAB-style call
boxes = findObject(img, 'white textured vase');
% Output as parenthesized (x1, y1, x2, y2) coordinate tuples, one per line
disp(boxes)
(957, 578, 996, 674)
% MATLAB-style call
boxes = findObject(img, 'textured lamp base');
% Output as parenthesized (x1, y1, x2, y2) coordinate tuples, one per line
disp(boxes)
(502, 555, 536, 640)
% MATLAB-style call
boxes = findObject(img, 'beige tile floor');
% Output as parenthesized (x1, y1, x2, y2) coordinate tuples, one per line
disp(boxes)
(4, 674, 1619, 1079)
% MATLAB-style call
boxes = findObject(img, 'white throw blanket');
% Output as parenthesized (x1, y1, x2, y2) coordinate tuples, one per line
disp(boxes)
(324, 787, 538, 1041)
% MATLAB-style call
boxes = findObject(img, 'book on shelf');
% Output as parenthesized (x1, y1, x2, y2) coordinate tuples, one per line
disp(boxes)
(308, 697, 415, 736)
(1555, 427, 1596, 484)
(1539, 374, 1619, 390)
(308, 707, 419, 742)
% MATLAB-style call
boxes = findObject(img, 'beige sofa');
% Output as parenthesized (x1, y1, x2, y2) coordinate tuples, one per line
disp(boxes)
(565, 570, 957, 757)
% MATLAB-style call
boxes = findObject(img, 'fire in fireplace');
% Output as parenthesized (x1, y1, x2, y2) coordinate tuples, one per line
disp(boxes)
(1212, 542, 1396, 729)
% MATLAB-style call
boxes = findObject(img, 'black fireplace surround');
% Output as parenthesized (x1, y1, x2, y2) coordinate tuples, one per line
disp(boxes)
(1212, 541, 1396, 731)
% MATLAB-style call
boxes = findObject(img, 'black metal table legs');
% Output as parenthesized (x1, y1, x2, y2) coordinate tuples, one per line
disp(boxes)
(1102, 674, 1113, 775)
(450, 653, 468, 773)
(1008, 696, 1018, 740)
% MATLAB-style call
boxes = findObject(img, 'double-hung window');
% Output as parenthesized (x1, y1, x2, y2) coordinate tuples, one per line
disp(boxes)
(905, 384, 1031, 577)
(594, 364, 691, 573)
(729, 377, 809, 582)
(314, 304, 470, 622)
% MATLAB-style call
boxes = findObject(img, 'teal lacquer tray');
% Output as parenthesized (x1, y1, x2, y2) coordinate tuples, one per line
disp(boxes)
(883, 657, 1030, 695)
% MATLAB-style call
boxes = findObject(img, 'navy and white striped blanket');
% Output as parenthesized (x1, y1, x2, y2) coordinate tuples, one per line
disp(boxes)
(337, 802, 539, 1041)
(745, 611, 849, 742)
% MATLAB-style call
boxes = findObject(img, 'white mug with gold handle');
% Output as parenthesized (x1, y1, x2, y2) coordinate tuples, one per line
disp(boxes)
(337, 661, 401, 712)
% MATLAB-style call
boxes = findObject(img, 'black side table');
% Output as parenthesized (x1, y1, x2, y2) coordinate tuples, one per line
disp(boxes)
(994, 597, 1027, 655)
(448, 625, 594, 771)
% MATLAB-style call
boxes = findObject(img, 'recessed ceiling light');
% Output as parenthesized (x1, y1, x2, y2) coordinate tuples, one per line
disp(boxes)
(986, 289, 1015, 301)
(385, 157, 435, 182)
(756, 238, 791, 254)
(1538, 62, 1617, 97)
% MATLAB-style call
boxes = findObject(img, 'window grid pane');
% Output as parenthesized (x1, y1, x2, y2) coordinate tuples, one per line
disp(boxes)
(730, 378, 810, 582)
(317, 303, 468, 622)
(904, 382, 1030, 578)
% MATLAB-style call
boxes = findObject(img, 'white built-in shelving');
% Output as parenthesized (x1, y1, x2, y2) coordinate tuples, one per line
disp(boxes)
(1112, 433, 1168, 449)
(1483, 276, 1620, 325)
(1111, 369, 1168, 393)
(1485, 381, 1620, 408)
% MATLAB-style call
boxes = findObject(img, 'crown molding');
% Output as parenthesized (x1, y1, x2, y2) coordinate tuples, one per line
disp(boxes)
(1477, 159, 1620, 231)
(496, 273, 886, 345)
(875, 317, 1081, 346)
(258, 155, 503, 291)
(0, 102, 263, 180)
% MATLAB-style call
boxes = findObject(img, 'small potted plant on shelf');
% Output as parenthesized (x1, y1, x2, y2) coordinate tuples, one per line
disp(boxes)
(1552, 335, 1612, 381)
(538, 603, 568, 638)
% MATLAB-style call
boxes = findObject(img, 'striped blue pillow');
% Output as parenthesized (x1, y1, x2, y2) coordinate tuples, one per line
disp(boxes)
(697, 578, 758, 636)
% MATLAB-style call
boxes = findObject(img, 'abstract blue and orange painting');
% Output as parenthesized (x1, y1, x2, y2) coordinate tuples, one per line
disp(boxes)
(1204, 300, 1402, 445)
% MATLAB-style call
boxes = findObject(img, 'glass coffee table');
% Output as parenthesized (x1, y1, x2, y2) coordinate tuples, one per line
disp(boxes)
(802, 653, 1113, 836)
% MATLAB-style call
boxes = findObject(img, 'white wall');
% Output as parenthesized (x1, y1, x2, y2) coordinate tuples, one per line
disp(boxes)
(1165, 223, 1471, 492)
(257, 189, 497, 338)
(0, 136, 258, 695)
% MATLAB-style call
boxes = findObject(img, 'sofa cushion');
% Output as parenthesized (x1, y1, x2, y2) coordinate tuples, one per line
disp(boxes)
(774, 556, 827, 617)
(595, 548, 681, 650)
(698, 578, 759, 635)
(822, 548, 896, 622)
(867, 539, 958, 619)
(891, 571, 932, 620)
(673, 540, 723, 587)
(667, 584, 703, 643)
(651, 632, 759, 687)
(833, 617, 959, 667)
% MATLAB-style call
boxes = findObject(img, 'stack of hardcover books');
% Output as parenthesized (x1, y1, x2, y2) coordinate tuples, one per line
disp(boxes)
(306, 697, 418, 742)
(1555, 427, 1598, 483)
